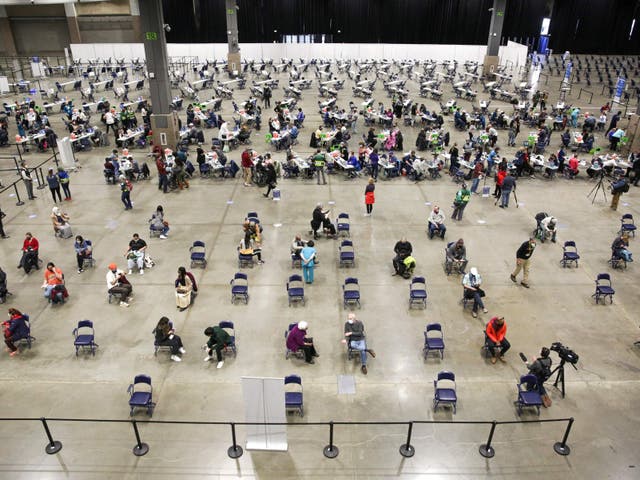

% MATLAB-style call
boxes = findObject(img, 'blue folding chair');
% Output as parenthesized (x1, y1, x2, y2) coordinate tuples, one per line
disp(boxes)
(516, 374, 542, 415)
(81, 240, 96, 269)
(230, 272, 249, 304)
(342, 277, 361, 309)
(592, 273, 615, 304)
(127, 374, 156, 417)
(189, 240, 207, 268)
(339, 240, 356, 267)
(336, 213, 351, 237)
(287, 274, 305, 306)
(409, 276, 427, 309)
(423, 323, 444, 359)
(560, 241, 580, 268)
(433, 371, 457, 413)
(619, 213, 637, 237)
(72, 319, 98, 356)
(219, 321, 237, 357)
(284, 374, 304, 417)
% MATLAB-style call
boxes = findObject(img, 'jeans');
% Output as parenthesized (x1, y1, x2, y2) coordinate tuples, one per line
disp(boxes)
(50, 187, 62, 203)
(158, 173, 168, 193)
(370, 163, 379, 180)
(486, 337, 510, 357)
(316, 166, 327, 184)
(429, 223, 446, 238)
(121, 191, 133, 209)
(350, 339, 368, 365)
(43, 284, 55, 298)
(452, 202, 467, 220)
(302, 264, 314, 283)
(501, 189, 511, 207)
(465, 289, 484, 312)
(61, 182, 71, 199)
(470, 177, 480, 193)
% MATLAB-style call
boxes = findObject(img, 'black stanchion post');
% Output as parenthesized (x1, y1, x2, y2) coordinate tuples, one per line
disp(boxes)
(553, 417, 574, 456)
(36, 167, 46, 190)
(40, 417, 63, 454)
(131, 420, 149, 456)
(323, 421, 339, 458)
(227, 422, 243, 459)
(399, 421, 415, 457)
(479, 421, 497, 458)
(52, 145, 60, 168)
(13, 183, 24, 206)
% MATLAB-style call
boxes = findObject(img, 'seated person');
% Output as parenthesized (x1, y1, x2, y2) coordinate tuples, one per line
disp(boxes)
(291, 234, 306, 262)
(524, 346, 553, 405)
(544, 153, 559, 177)
(428, 206, 446, 239)
(561, 130, 571, 147)
(446, 238, 468, 274)
(18, 232, 39, 273)
(104, 157, 116, 179)
(106, 263, 132, 307)
(612, 233, 633, 262)
(463, 267, 488, 318)
(125, 233, 147, 274)
(204, 324, 231, 368)
(540, 215, 558, 243)
(175, 267, 193, 312)
(485, 316, 510, 364)
(3, 308, 30, 356)
(286, 321, 318, 364)
(153, 316, 185, 362)
(74, 235, 92, 273)
(567, 154, 579, 177)
(586, 157, 604, 178)
(41, 262, 64, 299)
(51, 206, 70, 236)
(149, 205, 169, 239)
(343, 313, 376, 375)
(392, 237, 413, 276)
(238, 232, 263, 264)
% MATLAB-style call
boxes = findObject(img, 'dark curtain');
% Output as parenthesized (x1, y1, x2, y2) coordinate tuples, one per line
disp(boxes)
(501, 0, 547, 43)
(162, 0, 227, 43)
(549, 0, 640, 54)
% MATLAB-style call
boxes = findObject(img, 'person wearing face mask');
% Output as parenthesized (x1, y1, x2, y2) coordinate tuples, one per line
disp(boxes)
(462, 267, 488, 318)
(106, 263, 132, 307)
(3, 308, 30, 357)
(428, 205, 446, 239)
(343, 313, 376, 374)
(41, 262, 64, 299)
(510, 238, 536, 288)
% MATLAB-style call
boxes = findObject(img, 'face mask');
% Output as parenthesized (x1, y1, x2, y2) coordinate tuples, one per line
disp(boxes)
(348, 319, 354, 324)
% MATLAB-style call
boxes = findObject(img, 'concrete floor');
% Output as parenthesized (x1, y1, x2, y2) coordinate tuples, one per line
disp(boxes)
(0, 56, 639, 479)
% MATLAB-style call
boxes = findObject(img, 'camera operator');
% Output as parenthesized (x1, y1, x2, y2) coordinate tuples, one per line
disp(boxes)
(525, 347, 553, 407)
(610, 177, 629, 211)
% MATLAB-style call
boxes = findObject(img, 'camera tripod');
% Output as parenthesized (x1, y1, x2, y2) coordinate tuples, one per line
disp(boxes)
(587, 171, 608, 204)
(550, 358, 577, 398)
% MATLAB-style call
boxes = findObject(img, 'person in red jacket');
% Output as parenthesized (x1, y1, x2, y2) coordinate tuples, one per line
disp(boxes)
(493, 166, 507, 199)
(18, 232, 39, 272)
(241, 148, 254, 187)
(485, 316, 510, 364)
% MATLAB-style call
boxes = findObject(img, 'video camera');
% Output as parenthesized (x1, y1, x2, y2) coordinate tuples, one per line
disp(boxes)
(550, 342, 579, 365)
(610, 178, 630, 195)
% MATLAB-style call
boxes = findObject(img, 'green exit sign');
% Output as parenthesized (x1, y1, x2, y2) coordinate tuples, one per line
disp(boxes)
(497, 11, 504, 16)
(227, 8, 235, 14)
(145, 32, 158, 41)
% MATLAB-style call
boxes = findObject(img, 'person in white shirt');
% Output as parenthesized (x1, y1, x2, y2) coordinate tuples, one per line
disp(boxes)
(104, 110, 117, 136)
(597, 113, 607, 131)
(106, 263, 132, 307)
(462, 267, 488, 318)
(428, 205, 446, 239)
(540, 216, 557, 243)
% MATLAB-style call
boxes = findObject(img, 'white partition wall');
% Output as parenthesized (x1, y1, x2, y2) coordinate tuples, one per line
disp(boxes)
(241, 376, 287, 452)
(70, 41, 528, 66)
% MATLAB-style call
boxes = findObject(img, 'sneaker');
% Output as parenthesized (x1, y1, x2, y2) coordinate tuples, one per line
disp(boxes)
(483, 308, 489, 314)
(128, 269, 133, 275)
(216, 361, 224, 369)
(9, 350, 19, 357)
(170, 355, 182, 362)
(367, 349, 376, 358)
(257, 260, 265, 264)
(361, 365, 368, 374)
(364, 213, 370, 217)
(179, 347, 186, 354)
(498, 355, 507, 363)
(119, 301, 130, 307)
(306, 359, 315, 364)
(140, 269, 144, 275)
(77, 268, 84, 273)
(490, 356, 497, 364)
(521, 282, 530, 288)
(472, 311, 478, 318)
(203, 356, 212, 362)
(159, 235, 168, 239)
(510, 274, 516, 283)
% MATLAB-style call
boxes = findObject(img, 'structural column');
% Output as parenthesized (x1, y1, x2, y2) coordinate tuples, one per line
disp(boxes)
(225, 0, 241, 74)
(0, 6, 17, 56)
(64, 2, 82, 45)
(139, 0, 179, 148)
(483, 0, 507, 76)
(130, 0, 142, 44)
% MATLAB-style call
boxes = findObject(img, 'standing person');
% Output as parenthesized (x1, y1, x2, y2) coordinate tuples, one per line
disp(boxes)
(493, 166, 507, 199)
(74, 235, 92, 273)
(0, 206, 8, 239)
(19, 162, 36, 200)
(469, 160, 484, 195)
(104, 108, 117, 136)
(263, 161, 277, 198)
(485, 316, 510, 364)
(312, 150, 327, 185)
(343, 313, 376, 374)
(525, 347, 553, 407)
(203, 324, 231, 368)
(511, 237, 536, 288)
(364, 178, 375, 216)
(451, 183, 471, 221)
(499, 172, 516, 208)
(46, 168, 62, 203)
(119, 175, 133, 210)
(155, 152, 168, 193)
(153, 317, 186, 362)
(286, 321, 318, 364)
(57, 167, 71, 200)
(106, 263, 132, 307)
(300, 240, 317, 284)
(610, 178, 629, 210)
(263, 86, 272, 108)
(4, 308, 30, 357)
(463, 267, 488, 318)
(369, 148, 379, 181)
(241, 147, 253, 187)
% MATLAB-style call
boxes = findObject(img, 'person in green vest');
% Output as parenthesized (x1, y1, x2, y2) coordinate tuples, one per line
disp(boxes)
(452, 183, 471, 221)
(203, 325, 231, 369)
(312, 149, 327, 185)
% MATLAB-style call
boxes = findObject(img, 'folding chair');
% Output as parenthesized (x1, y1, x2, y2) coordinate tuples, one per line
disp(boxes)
(342, 277, 361, 309)
(230, 272, 249, 304)
(72, 319, 98, 356)
(127, 374, 156, 417)
(339, 240, 356, 268)
(409, 276, 427, 309)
